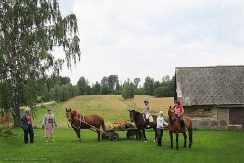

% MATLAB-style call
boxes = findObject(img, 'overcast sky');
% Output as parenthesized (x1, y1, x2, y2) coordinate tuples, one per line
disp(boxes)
(56, 0, 244, 84)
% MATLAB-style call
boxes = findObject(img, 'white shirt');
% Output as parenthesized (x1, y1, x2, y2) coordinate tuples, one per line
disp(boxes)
(157, 116, 168, 129)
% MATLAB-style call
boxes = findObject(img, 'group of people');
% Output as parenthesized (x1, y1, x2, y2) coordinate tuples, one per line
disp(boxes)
(143, 100, 184, 147)
(20, 100, 184, 146)
(20, 106, 57, 144)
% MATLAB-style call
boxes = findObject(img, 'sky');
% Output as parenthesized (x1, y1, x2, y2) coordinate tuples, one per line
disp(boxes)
(56, 0, 244, 84)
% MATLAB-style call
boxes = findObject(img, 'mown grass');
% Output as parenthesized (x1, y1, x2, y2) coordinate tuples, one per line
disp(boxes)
(2, 95, 244, 162)
(0, 128, 244, 163)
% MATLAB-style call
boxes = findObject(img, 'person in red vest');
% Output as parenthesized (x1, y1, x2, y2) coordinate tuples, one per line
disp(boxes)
(20, 106, 34, 144)
(174, 101, 185, 130)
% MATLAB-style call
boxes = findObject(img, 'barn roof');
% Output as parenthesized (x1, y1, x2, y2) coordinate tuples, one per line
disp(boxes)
(175, 66, 244, 106)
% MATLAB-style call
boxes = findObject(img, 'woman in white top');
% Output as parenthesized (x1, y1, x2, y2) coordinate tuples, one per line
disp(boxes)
(156, 111, 168, 147)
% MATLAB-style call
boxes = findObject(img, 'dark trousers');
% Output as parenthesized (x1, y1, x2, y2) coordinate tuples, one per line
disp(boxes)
(178, 116, 185, 129)
(23, 125, 34, 144)
(157, 128, 163, 146)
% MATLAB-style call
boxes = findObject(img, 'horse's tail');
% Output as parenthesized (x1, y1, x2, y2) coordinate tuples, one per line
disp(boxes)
(101, 118, 107, 134)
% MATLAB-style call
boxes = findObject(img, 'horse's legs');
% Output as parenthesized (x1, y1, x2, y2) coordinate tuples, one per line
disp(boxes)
(176, 132, 179, 150)
(137, 128, 141, 140)
(188, 129, 192, 148)
(74, 128, 81, 142)
(142, 128, 147, 142)
(170, 131, 173, 149)
(183, 132, 187, 148)
(97, 130, 101, 142)
(153, 127, 157, 142)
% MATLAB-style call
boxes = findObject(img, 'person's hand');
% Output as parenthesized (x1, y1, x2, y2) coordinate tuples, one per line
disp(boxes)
(42, 125, 44, 129)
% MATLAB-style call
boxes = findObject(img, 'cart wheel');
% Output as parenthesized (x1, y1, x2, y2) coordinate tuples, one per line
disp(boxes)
(126, 130, 136, 139)
(110, 132, 119, 141)
(102, 133, 109, 140)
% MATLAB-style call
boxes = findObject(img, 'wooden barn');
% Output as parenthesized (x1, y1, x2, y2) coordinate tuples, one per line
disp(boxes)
(175, 66, 244, 129)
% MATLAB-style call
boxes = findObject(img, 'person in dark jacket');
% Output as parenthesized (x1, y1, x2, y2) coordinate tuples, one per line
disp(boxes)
(20, 106, 34, 144)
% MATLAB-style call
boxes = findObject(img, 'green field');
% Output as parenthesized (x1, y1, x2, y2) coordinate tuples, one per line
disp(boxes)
(1, 95, 244, 162)
(1, 129, 244, 163)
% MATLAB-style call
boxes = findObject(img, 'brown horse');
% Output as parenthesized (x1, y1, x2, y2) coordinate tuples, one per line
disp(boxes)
(66, 108, 107, 142)
(128, 109, 157, 142)
(168, 106, 192, 150)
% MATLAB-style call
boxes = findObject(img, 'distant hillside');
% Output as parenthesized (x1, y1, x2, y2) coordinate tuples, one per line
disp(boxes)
(32, 95, 174, 128)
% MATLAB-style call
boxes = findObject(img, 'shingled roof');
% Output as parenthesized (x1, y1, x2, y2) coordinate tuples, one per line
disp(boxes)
(175, 66, 244, 106)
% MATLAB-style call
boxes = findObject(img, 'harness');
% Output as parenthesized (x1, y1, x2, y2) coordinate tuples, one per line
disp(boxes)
(70, 110, 102, 132)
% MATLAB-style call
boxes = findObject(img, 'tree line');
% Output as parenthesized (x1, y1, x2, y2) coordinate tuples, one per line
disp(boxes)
(0, 74, 175, 111)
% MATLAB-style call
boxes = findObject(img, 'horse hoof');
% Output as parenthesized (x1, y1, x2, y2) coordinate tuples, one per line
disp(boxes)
(145, 141, 147, 143)
(153, 140, 156, 143)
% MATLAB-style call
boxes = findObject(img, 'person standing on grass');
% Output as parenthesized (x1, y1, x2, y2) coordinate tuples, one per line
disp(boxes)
(20, 106, 34, 144)
(42, 108, 57, 143)
(156, 111, 168, 147)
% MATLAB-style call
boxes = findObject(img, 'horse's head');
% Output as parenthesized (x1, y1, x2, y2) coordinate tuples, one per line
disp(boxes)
(66, 108, 72, 122)
(168, 106, 177, 123)
(128, 109, 139, 122)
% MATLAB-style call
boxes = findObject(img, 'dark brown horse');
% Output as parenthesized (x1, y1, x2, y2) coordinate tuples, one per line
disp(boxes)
(168, 106, 192, 150)
(128, 109, 157, 142)
(66, 108, 106, 142)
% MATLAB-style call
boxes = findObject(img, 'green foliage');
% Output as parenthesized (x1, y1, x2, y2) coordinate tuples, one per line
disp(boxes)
(0, 0, 80, 126)
(0, 81, 12, 110)
(121, 80, 136, 99)
(77, 77, 90, 95)
(154, 87, 167, 97)
(143, 76, 155, 95)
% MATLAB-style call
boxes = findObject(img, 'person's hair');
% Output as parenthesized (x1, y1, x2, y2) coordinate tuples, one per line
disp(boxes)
(177, 101, 180, 105)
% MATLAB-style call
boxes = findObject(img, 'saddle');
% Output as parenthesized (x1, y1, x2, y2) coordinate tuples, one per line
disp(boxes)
(143, 114, 154, 123)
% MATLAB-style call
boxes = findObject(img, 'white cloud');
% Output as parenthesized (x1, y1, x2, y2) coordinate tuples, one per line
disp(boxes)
(57, 0, 244, 84)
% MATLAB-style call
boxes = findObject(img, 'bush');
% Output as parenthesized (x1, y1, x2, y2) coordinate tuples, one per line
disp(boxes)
(121, 82, 135, 99)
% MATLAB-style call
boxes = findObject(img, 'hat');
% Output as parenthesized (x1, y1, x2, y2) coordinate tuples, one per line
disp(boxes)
(158, 111, 164, 115)
(24, 106, 31, 112)
(144, 100, 149, 103)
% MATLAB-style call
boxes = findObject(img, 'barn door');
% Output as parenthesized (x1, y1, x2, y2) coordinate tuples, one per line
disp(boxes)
(229, 108, 244, 124)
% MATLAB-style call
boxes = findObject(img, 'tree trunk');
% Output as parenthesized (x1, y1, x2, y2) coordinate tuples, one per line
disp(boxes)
(10, 54, 21, 127)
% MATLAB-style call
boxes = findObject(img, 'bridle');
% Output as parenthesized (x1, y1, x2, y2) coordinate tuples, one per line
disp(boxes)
(168, 109, 177, 123)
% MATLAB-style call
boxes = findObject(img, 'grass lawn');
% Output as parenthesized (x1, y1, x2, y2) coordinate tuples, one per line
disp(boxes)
(0, 128, 244, 163)
(2, 95, 244, 162)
